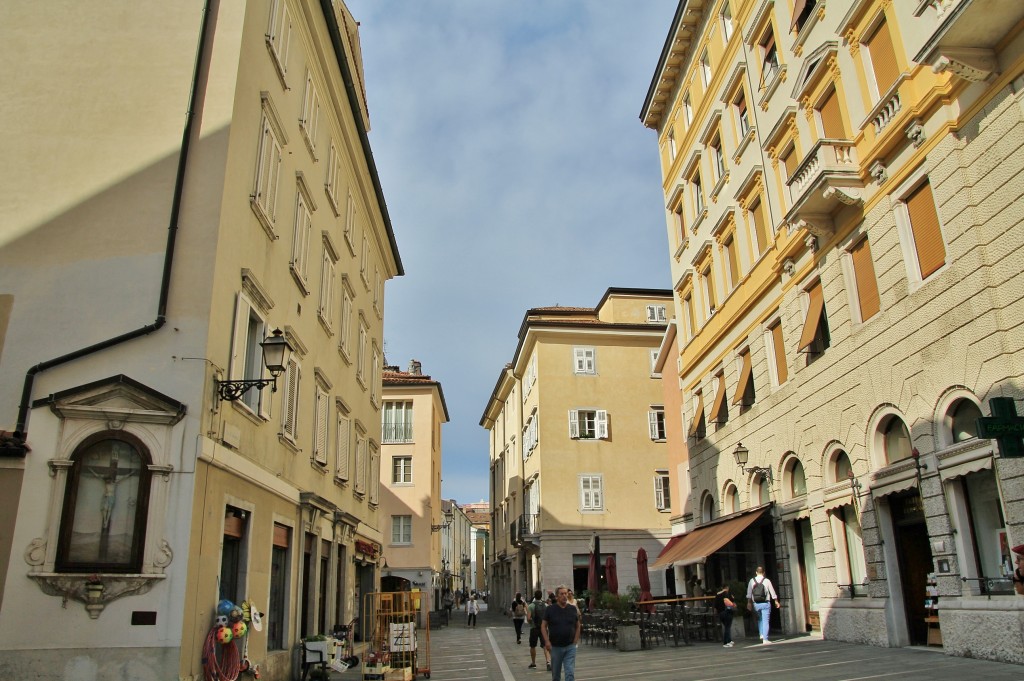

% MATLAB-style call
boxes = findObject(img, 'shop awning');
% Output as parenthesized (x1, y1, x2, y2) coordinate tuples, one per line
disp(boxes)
(651, 505, 769, 569)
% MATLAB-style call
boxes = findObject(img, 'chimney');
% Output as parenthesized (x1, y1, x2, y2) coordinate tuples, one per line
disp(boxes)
(408, 359, 422, 375)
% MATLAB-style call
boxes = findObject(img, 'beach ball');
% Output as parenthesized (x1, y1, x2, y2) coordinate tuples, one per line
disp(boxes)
(232, 621, 248, 639)
(216, 625, 233, 644)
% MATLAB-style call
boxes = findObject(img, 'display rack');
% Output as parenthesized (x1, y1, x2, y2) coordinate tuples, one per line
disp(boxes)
(361, 591, 431, 680)
(925, 572, 941, 646)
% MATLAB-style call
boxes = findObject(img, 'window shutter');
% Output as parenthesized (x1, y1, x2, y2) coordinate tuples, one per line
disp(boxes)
(851, 238, 881, 320)
(905, 180, 945, 279)
(648, 411, 660, 440)
(336, 414, 351, 480)
(646, 305, 657, 322)
(314, 388, 328, 464)
(709, 373, 728, 423)
(771, 322, 788, 384)
(782, 145, 799, 179)
(654, 476, 665, 509)
(662, 476, 671, 508)
(818, 89, 846, 139)
(283, 359, 300, 438)
(798, 281, 826, 351)
(531, 418, 539, 449)
(596, 410, 608, 439)
(568, 410, 579, 439)
(593, 478, 603, 509)
(866, 19, 899, 95)
(688, 392, 706, 437)
(267, 134, 282, 221)
(733, 350, 754, 406)
(751, 198, 769, 254)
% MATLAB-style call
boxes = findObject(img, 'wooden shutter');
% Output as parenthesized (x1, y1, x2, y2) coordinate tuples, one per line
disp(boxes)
(596, 410, 608, 439)
(725, 237, 740, 288)
(733, 350, 753, 406)
(905, 180, 945, 278)
(314, 387, 328, 464)
(336, 414, 351, 480)
(568, 410, 580, 438)
(771, 322, 788, 384)
(751, 198, 769, 254)
(709, 373, 728, 423)
(790, 0, 808, 31)
(866, 19, 899, 95)
(688, 392, 706, 437)
(851, 238, 880, 320)
(283, 359, 300, 438)
(649, 411, 661, 440)
(798, 281, 826, 351)
(782, 145, 800, 179)
(817, 89, 845, 139)
(684, 294, 696, 336)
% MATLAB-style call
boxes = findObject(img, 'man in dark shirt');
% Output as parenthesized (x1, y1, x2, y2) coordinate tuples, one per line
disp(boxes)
(541, 585, 581, 681)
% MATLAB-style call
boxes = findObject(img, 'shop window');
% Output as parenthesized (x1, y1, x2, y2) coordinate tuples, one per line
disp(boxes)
(953, 469, 1010, 594)
(833, 505, 867, 594)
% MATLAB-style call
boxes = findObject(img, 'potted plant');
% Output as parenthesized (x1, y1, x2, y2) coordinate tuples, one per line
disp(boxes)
(303, 633, 331, 663)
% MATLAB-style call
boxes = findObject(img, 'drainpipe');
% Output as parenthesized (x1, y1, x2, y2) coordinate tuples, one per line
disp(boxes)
(9, 0, 215, 452)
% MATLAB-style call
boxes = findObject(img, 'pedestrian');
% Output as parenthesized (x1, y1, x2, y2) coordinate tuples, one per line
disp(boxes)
(542, 585, 581, 681)
(1012, 545, 1024, 595)
(713, 583, 736, 647)
(566, 589, 579, 612)
(688, 574, 704, 597)
(511, 591, 527, 644)
(746, 566, 781, 644)
(443, 590, 455, 625)
(467, 594, 479, 628)
(527, 589, 552, 670)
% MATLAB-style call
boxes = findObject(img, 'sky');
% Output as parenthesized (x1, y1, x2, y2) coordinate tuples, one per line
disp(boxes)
(351, 0, 679, 505)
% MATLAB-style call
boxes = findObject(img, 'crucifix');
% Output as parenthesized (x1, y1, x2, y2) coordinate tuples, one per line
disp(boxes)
(84, 442, 137, 559)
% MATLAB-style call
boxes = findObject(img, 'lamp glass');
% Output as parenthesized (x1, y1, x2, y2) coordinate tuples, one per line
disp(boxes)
(260, 329, 293, 376)
(733, 443, 749, 467)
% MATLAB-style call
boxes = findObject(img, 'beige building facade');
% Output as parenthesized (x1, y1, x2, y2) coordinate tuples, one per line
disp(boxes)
(481, 289, 675, 612)
(643, 0, 1024, 664)
(0, 2, 401, 680)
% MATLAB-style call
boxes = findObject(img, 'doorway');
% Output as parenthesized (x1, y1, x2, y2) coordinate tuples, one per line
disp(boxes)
(889, 489, 933, 645)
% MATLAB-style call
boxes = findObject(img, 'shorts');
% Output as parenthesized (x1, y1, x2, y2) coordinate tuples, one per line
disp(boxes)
(529, 627, 542, 647)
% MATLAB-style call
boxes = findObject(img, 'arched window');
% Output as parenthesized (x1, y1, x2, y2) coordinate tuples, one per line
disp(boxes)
(787, 459, 807, 499)
(724, 483, 740, 515)
(950, 399, 982, 443)
(833, 450, 852, 483)
(57, 433, 151, 572)
(701, 492, 715, 523)
(755, 473, 770, 505)
(883, 417, 912, 464)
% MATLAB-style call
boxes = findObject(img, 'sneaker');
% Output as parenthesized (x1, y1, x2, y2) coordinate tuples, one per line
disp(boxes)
(546, 662, 551, 671)
(723, 643, 730, 648)
(528, 663, 537, 668)
(725, 641, 734, 647)
(762, 639, 772, 645)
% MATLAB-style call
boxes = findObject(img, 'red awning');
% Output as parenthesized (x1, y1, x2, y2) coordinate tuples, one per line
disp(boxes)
(651, 505, 769, 568)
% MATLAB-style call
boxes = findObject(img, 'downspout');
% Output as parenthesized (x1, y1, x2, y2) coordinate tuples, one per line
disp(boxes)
(11, 0, 215, 449)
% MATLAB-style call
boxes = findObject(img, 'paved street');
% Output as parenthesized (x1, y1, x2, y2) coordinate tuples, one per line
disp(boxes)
(327, 602, 1023, 681)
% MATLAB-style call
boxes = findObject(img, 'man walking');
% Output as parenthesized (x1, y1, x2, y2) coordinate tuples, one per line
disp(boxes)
(542, 585, 581, 681)
(746, 566, 780, 644)
(527, 589, 551, 670)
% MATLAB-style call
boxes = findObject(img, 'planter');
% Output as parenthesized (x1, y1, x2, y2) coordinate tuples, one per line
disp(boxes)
(616, 624, 641, 651)
(304, 639, 331, 663)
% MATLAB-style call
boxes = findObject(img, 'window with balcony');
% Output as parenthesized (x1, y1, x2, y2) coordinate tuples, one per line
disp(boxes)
(392, 456, 412, 484)
(655, 470, 671, 511)
(382, 401, 413, 443)
(816, 87, 847, 139)
(569, 409, 608, 440)
(780, 143, 799, 184)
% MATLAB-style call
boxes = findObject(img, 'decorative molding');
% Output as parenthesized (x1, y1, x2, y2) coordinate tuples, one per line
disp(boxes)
(905, 120, 926, 148)
(28, 572, 165, 619)
(241, 269, 275, 314)
(805, 234, 819, 252)
(24, 538, 46, 566)
(932, 47, 998, 82)
(823, 185, 863, 205)
(869, 161, 888, 184)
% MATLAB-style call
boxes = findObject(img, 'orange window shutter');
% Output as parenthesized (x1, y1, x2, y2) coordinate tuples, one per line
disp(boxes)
(818, 90, 845, 139)
(752, 198, 769, 253)
(783, 145, 800, 179)
(906, 181, 946, 278)
(273, 523, 290, 548)
(688, 392, 706, 437)
(851, 238, 880, 320)
(726, 238, 740, 287)
(733, 351, 753, 406)
(798, 281, 825, 351)
(867, 19, 899, 95)
(771, 322, 788, 384)
(710, 373, 728, 422)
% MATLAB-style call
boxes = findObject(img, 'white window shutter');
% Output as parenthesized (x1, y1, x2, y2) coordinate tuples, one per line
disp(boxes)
(597, 410, 608, 439)
(314, 388, 328, 464)
(593, 478, 603, 508)
(336, 414, 351, 481)
(568, 410, 579, 439)
(283, 359, 300, 438)
(267, 133, 282, 221)
(531, 418, 539, 449)
(574, 348, 585, 372)
(648, 411, 660, 440)
(580, 477, 591, 509)
(646, 305, 657, 322)
(585, 348, 595, 373)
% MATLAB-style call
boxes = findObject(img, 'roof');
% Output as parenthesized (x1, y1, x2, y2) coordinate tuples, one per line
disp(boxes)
(381, 370, 450, 421)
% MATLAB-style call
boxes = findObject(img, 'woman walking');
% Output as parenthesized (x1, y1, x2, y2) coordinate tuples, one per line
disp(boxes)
(511, 591, 527, 643)
(467, 594, 479, 628)
(714, 583, 736, 647)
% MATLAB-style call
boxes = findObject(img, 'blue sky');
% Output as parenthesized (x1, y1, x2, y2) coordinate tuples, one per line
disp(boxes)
(352, 1, 678, 504)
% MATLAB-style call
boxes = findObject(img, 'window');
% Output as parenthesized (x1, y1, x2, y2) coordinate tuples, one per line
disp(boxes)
(787, 459, 807, 498)
(655, 471, 671, 511)
(735, 92, 750, 137)
(667, 129, 677, 161)
(369, 443, 380, 507)
(864, 17, 900, 98)
(325, 141, 342, 214)
(723, 235, 740, 290)
(523, 412, 539, 455)
(833, 505, 866, 589)
(373, 266, 383, 318)
(220, 507, 249, 603)
(725, 484, 740, 514)
(682, 292, 696, 339)
(336, 411, 352, 482)
(56, 434, 150, 572)
(849, 237, 881, 322)
(523, 354, 538, 398)
(268, 524, 291, 650)
(290, 188, 313, 287)
(721, 2, 734, 41)
(580, 475, 604, 511)
(950, 399, 982, 443)
(646, 305, 668, 323)
(650, 349, 661, 375)
(371, 343, 381, 407)
(733, 348, 754, 407)
(692, 172, 705, 214)
(391, 515, 412, 544)
(759, 29, 779, 85)
(780, 143, 799, 184)
(711, 133, 726, 181)
(339, 284, 354, 358)
(281, 357, 301, 441)
(797, 279, 830, 356)
(253, 108, 284, 232)
(360, 235, 370, 288)
(749, 196, 770, 255)
(382, 401, 414, 443)
(833, 450, 853, 483)
(701, 50, 712, 87)
(573, 347, 596, 374)
(768, 319, 788, 385)
(300, 71, 320, 156)
(354, 431, 367, 496)
(231, 293, 268, 414)
(700, 264, 716, 316)
(792, 0, 817, 33)
(318, 244, 337, 329)
(344, 191, 356, 250)
(648, 408, 667, 440)
(266, 0, 292, 81)
(701, 493, 715, 523)
(754, 473, 771, 505)
(954, 469, 1008, 594)
(312, 383, 330, 465)
(356, 319, 368, 385)
(688, 391, 706, 440)
(683, 92, 693, 126)
(709, 372, 728, 424)
(568, 409, 608, 440)
(902, 179, 946, 280)
(816, 88, 846, 139)
(882, 416, 912, 464)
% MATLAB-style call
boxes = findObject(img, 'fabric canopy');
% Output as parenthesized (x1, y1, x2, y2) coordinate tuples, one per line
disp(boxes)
(605, 555, 618, 595)
(651, 506, 769, 569)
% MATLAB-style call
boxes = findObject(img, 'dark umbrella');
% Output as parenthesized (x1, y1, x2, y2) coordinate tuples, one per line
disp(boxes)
(605, 555, 618, 596)
(637, 547, 654, 613)
(588, 534, 601, 610)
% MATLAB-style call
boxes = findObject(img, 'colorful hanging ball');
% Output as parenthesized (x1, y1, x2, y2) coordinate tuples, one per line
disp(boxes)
(217, 599, 236, 617)
(215, 614, 229, 628)
(232, 620, 248, 639)
(229, 604, 244, 622)
(215, 625, 234, 645)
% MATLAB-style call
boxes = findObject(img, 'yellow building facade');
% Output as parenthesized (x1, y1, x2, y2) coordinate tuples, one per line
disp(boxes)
(643, 0, 1024, 661)
(482, 289, 675, 612)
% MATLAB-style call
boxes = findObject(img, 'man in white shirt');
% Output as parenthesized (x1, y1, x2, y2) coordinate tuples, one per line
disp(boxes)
(746, 566, 780, 644)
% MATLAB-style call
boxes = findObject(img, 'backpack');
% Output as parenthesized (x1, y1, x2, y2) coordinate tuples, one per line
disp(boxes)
(530, 599, 546, 627)
(751, 578, 768, 603)
(514, 601, 526, 618)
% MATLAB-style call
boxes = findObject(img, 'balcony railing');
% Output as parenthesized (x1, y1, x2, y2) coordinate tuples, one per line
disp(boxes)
(520, 512, 539, 537)
(784, 138, 864, 239)
(381, 422, 414, 443)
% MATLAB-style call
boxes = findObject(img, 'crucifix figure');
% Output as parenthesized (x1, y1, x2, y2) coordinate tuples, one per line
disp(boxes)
(85, 443, 138, 534)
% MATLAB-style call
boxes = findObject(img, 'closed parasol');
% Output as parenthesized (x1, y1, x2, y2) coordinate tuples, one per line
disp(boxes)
(637, 547, 654, 612)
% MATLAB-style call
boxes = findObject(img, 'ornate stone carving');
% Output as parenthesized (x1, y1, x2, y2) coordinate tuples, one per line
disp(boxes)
(805, 234, 819, 252)
(28, 572, 164, 619)
(869, 161, 888, 184)
(24, 538, 46, 566)
(932, 48, 998, 83)
(783, 258, 796, 276)
(154, 539, 174, 569)
(823, 185, 863, 205)
(905, 120, 926, 148)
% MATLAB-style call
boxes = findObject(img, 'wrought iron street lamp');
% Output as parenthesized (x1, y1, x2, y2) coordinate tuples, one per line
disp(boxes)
(733, 442, 773, 483)
(216, 329, 293, 402)
(431, 508, 454, 533)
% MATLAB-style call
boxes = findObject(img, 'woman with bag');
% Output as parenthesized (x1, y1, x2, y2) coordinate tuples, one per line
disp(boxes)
(511, 591, 527, 643)
(713, 584, 736, 647)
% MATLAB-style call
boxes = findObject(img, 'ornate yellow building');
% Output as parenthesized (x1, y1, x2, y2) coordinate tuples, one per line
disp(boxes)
(642, 0, 1024, 661)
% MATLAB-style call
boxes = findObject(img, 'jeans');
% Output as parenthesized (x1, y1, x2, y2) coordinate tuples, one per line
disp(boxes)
(753, 601, 771, 640)
(549, 643, 577, 681)
(719, 608, 734, 645)
(513, 618, 525, 640)
(467, 612, 477, 627)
